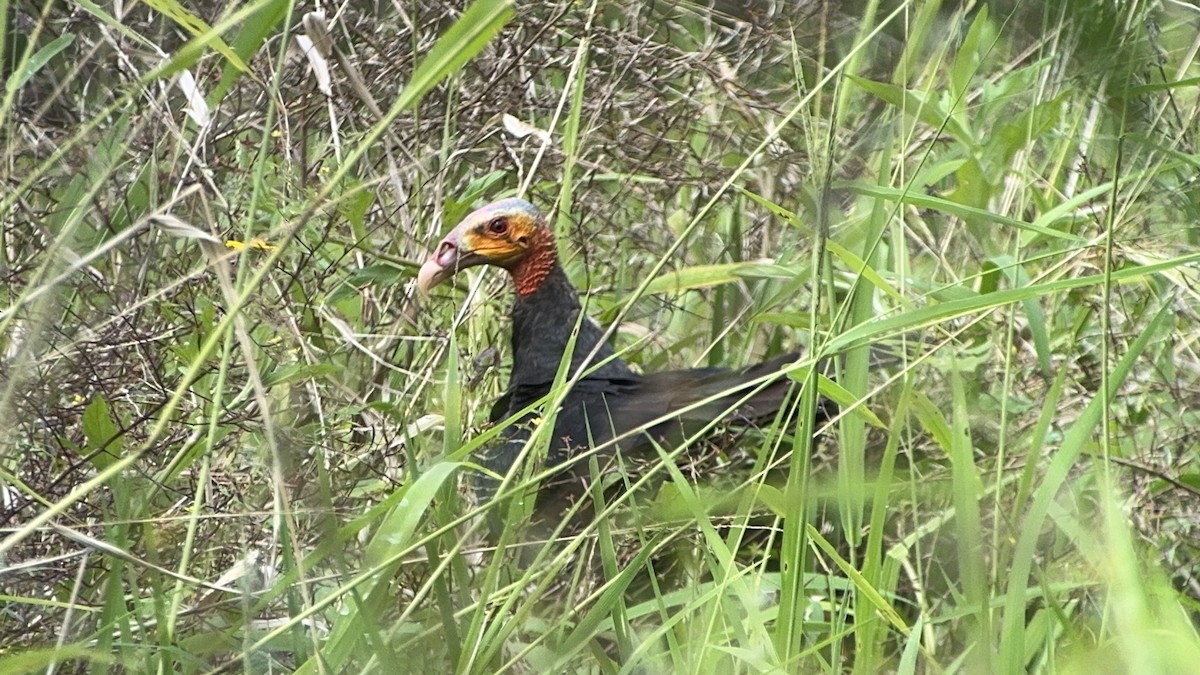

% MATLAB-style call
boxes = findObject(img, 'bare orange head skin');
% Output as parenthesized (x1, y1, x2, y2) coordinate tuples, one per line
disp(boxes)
(417, 198, 558, 297)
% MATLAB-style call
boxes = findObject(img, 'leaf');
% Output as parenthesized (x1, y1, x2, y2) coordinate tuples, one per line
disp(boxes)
(949, 155, 992, 211)
(1028, 181, 1113, 240)
(549, 534, 661, 671)
(0, 644, 115, 674)
(986, 92, 1063, 176)
(82, 395, 122, 470)
(6, 33, 74, 92)
(346, 263, 409, 287)
(734, 186, 797, 221)
(999, 300, 1175, 666)
(950, 5, 990, 105)
(141, 0, 249, 72)
(826, 241, 909, 306)
(814, 375, 886, 428)
(295, 35, 332, 96)
(753, 484, 788, 517)
(71, 0, 160, 52)
(841, 182, 1084, 242)
(210, 0, 291, 101)
(1177, 473, 1200, 491)
(339, 183, 376, 231)
(641, 261, 800, 295)
(444, 171, 509, 225)
(262, 363, 344, 388)
(397, 0, 516, 110)
(175, 68, 210, 125)
(826, 251, 1200, 355)
(850, 76, 973, 145)
(988, 255, 1051, 374)
(363, 462, 461, 567)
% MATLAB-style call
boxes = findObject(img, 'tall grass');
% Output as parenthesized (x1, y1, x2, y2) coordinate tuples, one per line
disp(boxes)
(2, 0, 1199, 672)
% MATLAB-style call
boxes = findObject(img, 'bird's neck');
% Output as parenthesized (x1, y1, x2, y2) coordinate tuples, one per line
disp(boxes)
(510, 228, 558, 297)
(509, 265, 634, 387)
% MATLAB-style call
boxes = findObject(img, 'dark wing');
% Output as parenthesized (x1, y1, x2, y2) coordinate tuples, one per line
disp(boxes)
(475, 375, 642, 501)
(590, 352, 802, 453)
(475, 353, 813, 504)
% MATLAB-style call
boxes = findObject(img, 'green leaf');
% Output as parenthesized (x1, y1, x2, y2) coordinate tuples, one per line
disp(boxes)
(949, 155, 993, 212)
(1028, 181, 1114, 242)
(910, 392, 953, 453)
(814, 374, 885, 428)
(950, 5, 990, 106)
(346, 263, 409, 287)
(444, 170, 509, 225)
(81, 395, 122, 470)
(210, 0, 290, 102)
(71, 0, 160, 52)
(6, 33, 74, 92)
(549, 534, 660, 671)
(753, 483, 788, 517)
(850, 76, 973, 144)
(1000, 300, 1175, 668)
(262, 363, 345, 388)
(1177, 473, 1200, 491)
(988, 255, 1051, 374)
(986, 92, 1063, 177)
(734, 185, 797, 221)
(0, 644, 115, 674)
(842, 182, 1084, 242)
(826, 240, 909, 306)
(140, 0, 249, 72)
(641, 261, 801, 295)
(397, 0, 516, 110)
(443, 333, 462, 458)
(826, 251, 1200, 355)
(340, 184, 377, 234)
(364, 461, 461, 568)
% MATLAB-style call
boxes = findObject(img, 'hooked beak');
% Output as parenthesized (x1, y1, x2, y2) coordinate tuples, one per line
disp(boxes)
(416, 226, 487, 294)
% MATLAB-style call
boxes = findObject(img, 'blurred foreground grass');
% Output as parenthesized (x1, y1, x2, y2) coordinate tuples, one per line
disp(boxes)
(2, 0, 1199, 672)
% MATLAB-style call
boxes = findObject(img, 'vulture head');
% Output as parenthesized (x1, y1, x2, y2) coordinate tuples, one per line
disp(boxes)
(416, 198, 558, 297)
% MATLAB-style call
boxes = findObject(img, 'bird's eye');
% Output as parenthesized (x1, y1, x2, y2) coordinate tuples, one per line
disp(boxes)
(487, 217, 507, 234)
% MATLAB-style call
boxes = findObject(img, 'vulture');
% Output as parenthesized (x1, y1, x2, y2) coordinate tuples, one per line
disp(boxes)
(417, 198, 818, 514)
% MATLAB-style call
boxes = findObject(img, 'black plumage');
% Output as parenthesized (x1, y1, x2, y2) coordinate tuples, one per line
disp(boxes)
(418, 198, 812, 512)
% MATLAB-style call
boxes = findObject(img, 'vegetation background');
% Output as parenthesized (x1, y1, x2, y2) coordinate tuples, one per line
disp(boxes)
(2, 0, 1199, 672)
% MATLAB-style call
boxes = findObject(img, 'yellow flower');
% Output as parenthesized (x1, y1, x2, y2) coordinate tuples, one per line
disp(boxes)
(225, 238, 276, 251)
